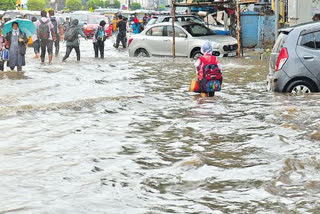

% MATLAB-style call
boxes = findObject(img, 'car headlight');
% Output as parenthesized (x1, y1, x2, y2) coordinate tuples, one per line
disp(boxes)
(212, 43, 220, 49)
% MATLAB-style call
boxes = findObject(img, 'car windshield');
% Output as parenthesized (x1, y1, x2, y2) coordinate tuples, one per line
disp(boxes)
(182, 23, 214, 37)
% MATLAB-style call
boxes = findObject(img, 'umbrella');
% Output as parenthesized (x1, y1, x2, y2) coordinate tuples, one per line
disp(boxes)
(2, 18, 36, 37)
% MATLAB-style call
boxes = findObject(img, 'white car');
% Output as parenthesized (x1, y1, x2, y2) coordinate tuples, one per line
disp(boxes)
(128, 22, 238, 58)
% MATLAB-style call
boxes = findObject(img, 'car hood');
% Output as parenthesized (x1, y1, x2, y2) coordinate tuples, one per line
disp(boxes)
(195, 35, 237, 44)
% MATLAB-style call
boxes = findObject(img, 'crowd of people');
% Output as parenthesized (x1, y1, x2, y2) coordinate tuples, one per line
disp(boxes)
(0, 10, 154, 71)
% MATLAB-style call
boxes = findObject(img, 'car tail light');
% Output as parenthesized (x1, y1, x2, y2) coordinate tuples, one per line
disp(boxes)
(128, 38, 133, 47)
(275, 48, 288, 71)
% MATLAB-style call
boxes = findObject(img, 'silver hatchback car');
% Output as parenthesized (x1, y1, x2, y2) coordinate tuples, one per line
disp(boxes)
(128, 22, 238, 58)
(267, 22, 320, 93)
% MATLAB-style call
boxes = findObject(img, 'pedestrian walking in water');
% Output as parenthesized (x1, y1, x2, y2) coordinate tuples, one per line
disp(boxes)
(189, 41, 223, 97)
(5, 22, 28, 71)
(63, 17, 71, 33)
(93, 20, 107, 59)
(62, 19, 86, 62)
(49, 10, 63, 56)
(0, 27, 6, 71)
(35, 10, 55, 64)
(113, 15, 127, 49)
(31, 16, 40, 58)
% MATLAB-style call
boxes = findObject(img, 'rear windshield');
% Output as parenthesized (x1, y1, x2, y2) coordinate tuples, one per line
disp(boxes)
(272, 33, 288, 53)
(147, 18, 158, 26)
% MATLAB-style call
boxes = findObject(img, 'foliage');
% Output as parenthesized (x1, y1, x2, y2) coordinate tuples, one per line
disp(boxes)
(130, 2, 141, 10)
(66, 0, 82, 11)
(27, 0, 46, 10)
(0, 0, 16, 10)
(113, 0, 120, 8)
(86, 0, 109, 10)
(158, 4, 165, 11)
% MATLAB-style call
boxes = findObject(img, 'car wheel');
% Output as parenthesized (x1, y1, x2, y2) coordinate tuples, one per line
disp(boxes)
(191, 50, 203, 60)
(135, 49, 150, 57)
(286, 80, 314, 94)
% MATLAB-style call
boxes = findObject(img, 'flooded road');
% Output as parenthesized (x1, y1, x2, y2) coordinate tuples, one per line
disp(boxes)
(0, 38, 320, 213)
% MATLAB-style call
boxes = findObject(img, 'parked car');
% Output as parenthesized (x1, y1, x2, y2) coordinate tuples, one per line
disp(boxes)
(267, 22, 320, 93)
(128, 22, 238, 58)
(70, 11, 92, 29)
(83, 15, 112, 38)
(147, 15, 204, 26)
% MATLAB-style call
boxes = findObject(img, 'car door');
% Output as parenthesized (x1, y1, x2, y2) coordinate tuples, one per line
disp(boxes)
(145, 26, 166, 56)
(296, 31, 320, 80)
(165, 26, 189, 57)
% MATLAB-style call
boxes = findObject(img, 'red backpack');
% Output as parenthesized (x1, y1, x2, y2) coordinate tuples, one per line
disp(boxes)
(199, 55, 222, 92)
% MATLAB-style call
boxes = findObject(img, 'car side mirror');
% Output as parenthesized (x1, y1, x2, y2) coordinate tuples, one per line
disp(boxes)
(178, 33, 187, 38)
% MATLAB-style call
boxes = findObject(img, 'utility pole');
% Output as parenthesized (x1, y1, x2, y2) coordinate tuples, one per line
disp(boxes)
(275, 0, 279, 40)
(172, 0, 176, 58)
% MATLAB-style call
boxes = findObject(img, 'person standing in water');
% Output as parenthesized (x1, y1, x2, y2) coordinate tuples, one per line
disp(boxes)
(5, 22, 28, 71)
(49, 10, 63, 57)
(0, 27, 6, 71)
(62, 19, 86, 62)
(93, 20, 107, 59)
(31, 16, 40, 58)
(113, 15, 127, 49)
(190, 41, 223, 97)
(35, 10, 55, 64)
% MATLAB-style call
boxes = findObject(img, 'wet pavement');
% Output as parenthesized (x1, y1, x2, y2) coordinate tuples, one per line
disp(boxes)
(0, 38, 320, 213)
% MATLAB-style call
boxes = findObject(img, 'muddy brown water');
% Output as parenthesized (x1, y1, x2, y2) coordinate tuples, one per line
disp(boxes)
(0, 39, 319, 213)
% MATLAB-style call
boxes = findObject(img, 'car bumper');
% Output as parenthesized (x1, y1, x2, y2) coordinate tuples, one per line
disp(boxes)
(267, 69, 290, 92)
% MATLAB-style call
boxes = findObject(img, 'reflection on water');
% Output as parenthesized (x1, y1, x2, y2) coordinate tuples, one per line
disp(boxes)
(0, 39, 319, 213)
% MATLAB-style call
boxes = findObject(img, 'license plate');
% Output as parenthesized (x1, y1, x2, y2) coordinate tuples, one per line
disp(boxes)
(228, 52, 237, 57)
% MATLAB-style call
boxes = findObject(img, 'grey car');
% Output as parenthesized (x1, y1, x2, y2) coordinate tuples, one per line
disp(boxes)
(128, 22, 238, 58)
(267, 22, 320, 93)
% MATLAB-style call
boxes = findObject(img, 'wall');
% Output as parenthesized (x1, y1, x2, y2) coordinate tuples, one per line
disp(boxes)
(241, 11, 275, 48)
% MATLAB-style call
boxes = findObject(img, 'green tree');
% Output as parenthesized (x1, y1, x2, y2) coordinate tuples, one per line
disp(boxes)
(66, 0, 82, 11)
(158, 4, 165, 11)
(113, 0, 120, 8)
(27, 0, 46, 10)
(130, 2, 141, 10)
(0, 0, 15, 10)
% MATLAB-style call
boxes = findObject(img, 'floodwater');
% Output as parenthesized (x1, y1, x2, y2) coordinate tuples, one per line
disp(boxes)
(0, 38, 320, 214)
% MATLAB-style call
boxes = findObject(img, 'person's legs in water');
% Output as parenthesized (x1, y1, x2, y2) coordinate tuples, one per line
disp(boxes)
(47, 40, 54, 64)
(114, 34, 120, 48)
(98, 41, 104, 59)
(62, 46, 73, 61)
(54, 37, 60, 56)
(120, 32, 127, 48)
(10, 66, 15, 71)
(40, 39, 47, 63)
(93, 43, 99, 58)
(75, 46, 80, 61)
(17, 66, 22, 72)
(33, 40, 40, 58)
(0, 61, 4, 71)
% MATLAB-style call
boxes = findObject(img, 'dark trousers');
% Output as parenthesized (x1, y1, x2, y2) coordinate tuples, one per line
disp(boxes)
(0, 61, 4, 71)
(40, 39, 53, 62)
(53, 37, 60, 56)
(94, 42, 104, 58)
(115, 31, 126, 48)
(33, 40, 40, 54)
(10, 66, 22, 71)
(63, 46, 80, 61)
